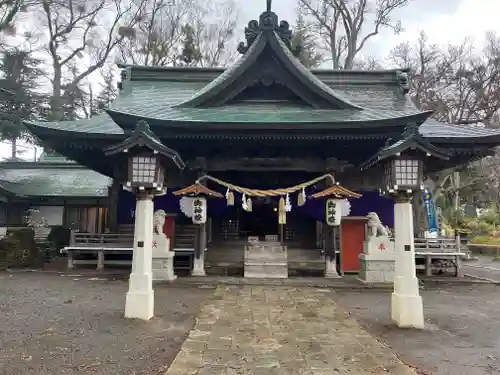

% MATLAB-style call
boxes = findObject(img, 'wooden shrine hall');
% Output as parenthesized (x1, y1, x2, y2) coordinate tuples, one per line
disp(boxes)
(23, 1, 500, 279)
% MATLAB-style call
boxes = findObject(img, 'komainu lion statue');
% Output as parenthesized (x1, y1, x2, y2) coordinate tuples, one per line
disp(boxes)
(366, 212, 392, 238)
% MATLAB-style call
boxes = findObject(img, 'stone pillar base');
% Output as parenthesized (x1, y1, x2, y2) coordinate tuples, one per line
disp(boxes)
(324, 258, 340, 278)
(358, 252, 395, 283)
(124, 288, 154, 320)
(191, 257, 206, 276)
(391, 276, 424, 328)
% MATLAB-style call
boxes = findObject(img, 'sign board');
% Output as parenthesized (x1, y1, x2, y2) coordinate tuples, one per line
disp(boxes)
(325, 199, 341, 226)
(192, 197, 207, 224)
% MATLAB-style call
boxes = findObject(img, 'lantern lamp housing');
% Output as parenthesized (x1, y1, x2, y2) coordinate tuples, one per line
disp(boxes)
(383, 154, 423, 191)
(104, 120, 185, 192)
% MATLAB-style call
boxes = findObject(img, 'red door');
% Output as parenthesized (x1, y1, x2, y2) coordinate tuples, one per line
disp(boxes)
(340, 218, 366, 273)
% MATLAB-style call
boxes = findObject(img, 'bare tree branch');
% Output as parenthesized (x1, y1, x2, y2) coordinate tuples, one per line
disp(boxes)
(298, 0, 409, 69)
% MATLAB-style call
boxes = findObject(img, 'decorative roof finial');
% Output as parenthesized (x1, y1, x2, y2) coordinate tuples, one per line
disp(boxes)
(267, 0, 272, 12)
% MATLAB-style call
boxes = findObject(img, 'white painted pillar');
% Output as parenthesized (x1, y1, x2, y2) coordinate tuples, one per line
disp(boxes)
(191, 223, 207, 276)
(125, 194, 154, 320)
(391, 197, 424, 329)
(325, 226, 340, 278)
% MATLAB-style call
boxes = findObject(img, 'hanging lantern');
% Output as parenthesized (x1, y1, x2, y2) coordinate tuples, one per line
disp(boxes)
(297, 187, 306, 206)
(325, 199, 341, 226)
(226, 189, 234, 206)
(192, 197, 207, 224)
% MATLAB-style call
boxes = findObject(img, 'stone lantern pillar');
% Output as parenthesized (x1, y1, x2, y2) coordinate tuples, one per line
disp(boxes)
(360, 123, 451, 329)
(104, 120, 185, 320)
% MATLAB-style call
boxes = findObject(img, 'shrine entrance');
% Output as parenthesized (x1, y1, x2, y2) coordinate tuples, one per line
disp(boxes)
(239, 198, 279, 240)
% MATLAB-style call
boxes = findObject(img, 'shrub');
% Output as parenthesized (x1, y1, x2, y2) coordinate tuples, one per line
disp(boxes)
(470, 236, 500, 246)
(0, 229, 41, 268)
(47, 226, 71, 251)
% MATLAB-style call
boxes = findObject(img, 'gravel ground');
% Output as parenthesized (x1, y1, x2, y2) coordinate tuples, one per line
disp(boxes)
(334, 284, 500, 375)
(0, 271, 212, 375)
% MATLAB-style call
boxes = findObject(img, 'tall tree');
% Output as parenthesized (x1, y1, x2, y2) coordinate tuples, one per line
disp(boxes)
(0, 0, 31, 34)
(92, 66, 118, 116)
(297, 0, 409, 69)
(0, 49, 43, 158)
(291, 9, 323, 68)
(388, 32, 500, 125)
(178, 24, 202, 66)
(118, 0, 238, 67)
(38, 0, 147, 121)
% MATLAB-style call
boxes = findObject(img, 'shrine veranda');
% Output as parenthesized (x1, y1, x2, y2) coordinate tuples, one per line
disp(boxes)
(5, 3, 500, 276)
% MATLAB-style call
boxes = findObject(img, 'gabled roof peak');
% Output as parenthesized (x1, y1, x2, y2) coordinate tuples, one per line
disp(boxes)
(237, 5, 297, 57)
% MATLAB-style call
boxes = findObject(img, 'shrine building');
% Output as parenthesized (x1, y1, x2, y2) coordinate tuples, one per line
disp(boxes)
(19, 4, 500, 276)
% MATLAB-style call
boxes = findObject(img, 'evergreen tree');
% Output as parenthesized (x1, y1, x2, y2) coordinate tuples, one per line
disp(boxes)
(92, 67, 117, 116)
(0, 49, 43, 158)
(291, 13, 323, 69)
(178, 24, 203, 66)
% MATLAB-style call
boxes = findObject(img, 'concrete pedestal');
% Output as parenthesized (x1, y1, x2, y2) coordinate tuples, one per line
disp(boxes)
(152, 237, 176, 281)
(358, 237, 395, 283)
(125, 196, 154, 320)
(324, 257, 340, 278)
(191, 256, 207, 276)
(244, 241, 288, 278)
(153, 254, 177, 281)
(391, 199, 424, 329)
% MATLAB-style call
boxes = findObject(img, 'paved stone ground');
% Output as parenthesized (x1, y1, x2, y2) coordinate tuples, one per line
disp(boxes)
(166, 286, 417, 375)
(0, 271, 211, 375)
(335, 284, 500, 375)
(463, 256, 500, 282)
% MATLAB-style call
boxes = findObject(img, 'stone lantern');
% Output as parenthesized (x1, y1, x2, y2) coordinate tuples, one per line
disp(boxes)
(361, 124, 450, 329)
(104, 120, 185, 320)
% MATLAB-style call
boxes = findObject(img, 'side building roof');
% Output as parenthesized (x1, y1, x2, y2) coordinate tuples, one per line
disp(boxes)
(0, 160, 111, 198)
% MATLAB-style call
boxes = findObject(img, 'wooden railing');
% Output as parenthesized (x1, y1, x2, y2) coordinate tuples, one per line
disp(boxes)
(69, 232, 134, 249)
(414, 237, 460, 253)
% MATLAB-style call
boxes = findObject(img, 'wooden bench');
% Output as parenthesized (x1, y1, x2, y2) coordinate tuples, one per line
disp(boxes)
(62, 232, 202, 271)
(414, 237, 465, 277)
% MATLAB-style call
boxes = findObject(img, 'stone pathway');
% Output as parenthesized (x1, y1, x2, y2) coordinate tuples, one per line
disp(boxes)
(165, 286, 417, 375)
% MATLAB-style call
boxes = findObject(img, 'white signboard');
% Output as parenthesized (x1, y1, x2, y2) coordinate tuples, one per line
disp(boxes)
(192, 197, 207, 224)
(325, 199, 341, 226)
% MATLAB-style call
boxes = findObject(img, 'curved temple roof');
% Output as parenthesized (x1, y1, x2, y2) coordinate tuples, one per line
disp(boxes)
(21, 2, 500, 148)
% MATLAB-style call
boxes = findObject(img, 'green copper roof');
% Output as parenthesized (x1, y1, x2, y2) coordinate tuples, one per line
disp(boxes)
(0, 162, 111, 197)
(361, 125, 450, 170)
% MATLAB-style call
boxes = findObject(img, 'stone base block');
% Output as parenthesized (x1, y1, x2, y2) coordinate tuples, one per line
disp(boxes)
(152, 256, 177, 282)
(244, 262, 288, 278)
(124, 289, 154, 320)
(391, 291, 424, 329)
(358, 252, 395, 283)
(244, 243, 288, 278)
(191, 257, 206, 276)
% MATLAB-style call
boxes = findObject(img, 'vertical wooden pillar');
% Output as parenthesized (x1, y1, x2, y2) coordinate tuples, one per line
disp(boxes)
(107, 179, 121, 232)
(192, 223, 207, 276)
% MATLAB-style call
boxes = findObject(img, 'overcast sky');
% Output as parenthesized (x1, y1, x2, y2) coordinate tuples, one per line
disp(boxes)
(3, 0, 500, 161)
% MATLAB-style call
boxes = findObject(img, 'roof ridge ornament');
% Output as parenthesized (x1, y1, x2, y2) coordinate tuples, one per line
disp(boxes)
(237, 0, 297, 56)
